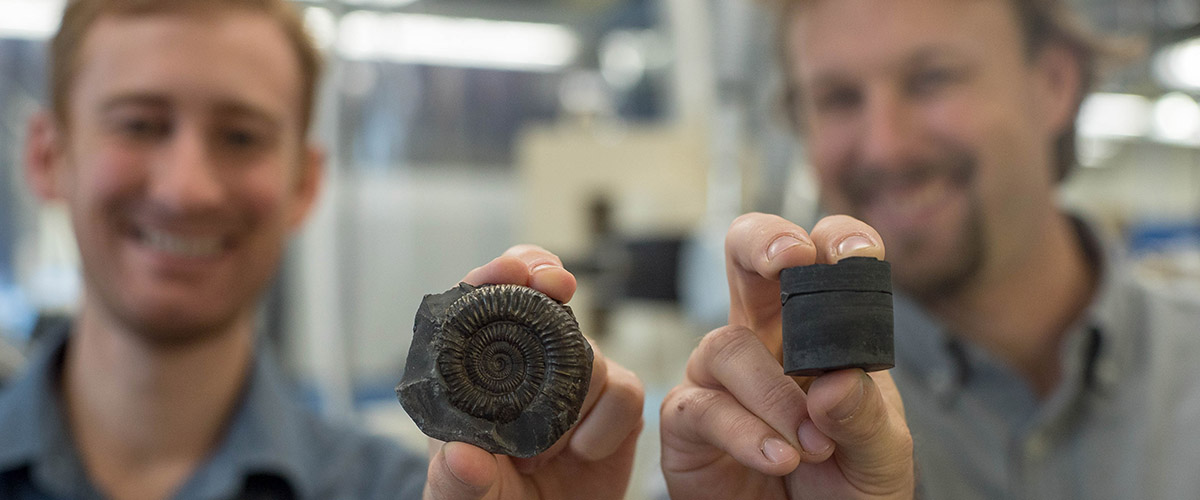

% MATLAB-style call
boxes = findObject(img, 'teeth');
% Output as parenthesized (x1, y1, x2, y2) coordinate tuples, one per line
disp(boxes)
(141, 229, 223, 258)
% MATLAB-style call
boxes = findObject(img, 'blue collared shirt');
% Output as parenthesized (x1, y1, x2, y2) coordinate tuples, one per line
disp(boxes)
(0, 327, 427, 500)
(892, 217, 1200, 499)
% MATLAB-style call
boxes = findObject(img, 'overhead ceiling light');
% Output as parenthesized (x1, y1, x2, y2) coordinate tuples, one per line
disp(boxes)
(0, 0, 64, 41)
(336, 11, 578, 72)
(1078, 93, 1152, 140)
(340, 0, 420, 6)
(303, 6, 337, 50)
(1154, 36, 1200, 92)
(1152, 92, 1200, 145)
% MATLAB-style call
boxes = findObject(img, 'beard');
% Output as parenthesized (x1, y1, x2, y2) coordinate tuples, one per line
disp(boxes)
(86, 283, 254, 350)
(834, 143, 986, 302)
(888, 201, 985, 302)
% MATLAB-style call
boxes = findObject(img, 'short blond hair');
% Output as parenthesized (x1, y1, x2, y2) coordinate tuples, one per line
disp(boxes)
(51, 0, 323, 135)
(773, 0, 1126, 183)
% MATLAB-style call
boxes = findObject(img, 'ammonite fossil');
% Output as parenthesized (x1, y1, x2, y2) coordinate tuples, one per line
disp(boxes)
(780, 257, 894, 376)
(396, 282, 593, 457)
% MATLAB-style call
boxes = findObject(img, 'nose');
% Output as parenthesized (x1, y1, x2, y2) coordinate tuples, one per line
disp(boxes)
(149, 123, 225, 210)
(858, 88, 920, 169)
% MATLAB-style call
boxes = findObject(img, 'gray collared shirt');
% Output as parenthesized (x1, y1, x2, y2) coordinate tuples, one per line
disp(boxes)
(0, 327, 427, 500)
(893, 218, 1200, 499)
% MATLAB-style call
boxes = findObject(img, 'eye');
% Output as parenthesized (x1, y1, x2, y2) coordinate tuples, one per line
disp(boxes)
(907, 66, 963, 97)
(222, 129, 261, 148)
(116, 116, 170, 140)
(813, 86, 863, 115)
(215, 121, 281, 153)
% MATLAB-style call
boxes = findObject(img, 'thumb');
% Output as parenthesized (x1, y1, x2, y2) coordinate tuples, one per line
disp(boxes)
(806, 369, 914, 495)
(424, 441, 499, 500)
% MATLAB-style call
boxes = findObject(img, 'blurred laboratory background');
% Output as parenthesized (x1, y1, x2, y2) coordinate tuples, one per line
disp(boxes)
(0, 0, 1198, 497)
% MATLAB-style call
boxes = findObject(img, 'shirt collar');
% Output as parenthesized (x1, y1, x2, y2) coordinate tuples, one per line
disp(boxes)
(893, 214, 1130, 403)
(178, 339, 318, 500)
(1067, 213, 1138, 395)
(0, 324, 318, 499)
(0, 324, 96, 497)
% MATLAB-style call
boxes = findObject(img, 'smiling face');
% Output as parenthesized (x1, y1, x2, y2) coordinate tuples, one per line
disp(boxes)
(31, 9, 321, 344)
(787, 0, 1071, 300)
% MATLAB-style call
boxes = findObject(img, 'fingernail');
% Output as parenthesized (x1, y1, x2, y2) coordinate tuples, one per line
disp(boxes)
(531, 262, 558, 274)
(797, 420, 833, 455)
(828, 372, 866, 421)
(761, 437, 797, 464)
(767, 235, 805, 262)
(835, 234, 875, 258)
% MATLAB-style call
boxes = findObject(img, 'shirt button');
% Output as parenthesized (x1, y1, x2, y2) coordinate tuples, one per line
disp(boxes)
(1025, 435, 1048, 462)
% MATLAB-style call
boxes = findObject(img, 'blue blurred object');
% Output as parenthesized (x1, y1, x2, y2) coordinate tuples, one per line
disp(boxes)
(0, 282, 35, 343)
(1127, 221, 1200, 255)
(0, 282, 30, 386)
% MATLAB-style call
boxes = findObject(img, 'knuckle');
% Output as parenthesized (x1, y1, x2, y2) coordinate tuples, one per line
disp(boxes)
(700, 325, 754, 361)
(687, 326, 768, 390)
(729, 212, 771, 231)
(659, 387, 686, 417)
(662, 386, 720, 423)
(755, 377, 804, 417)
(622, 371, 647, 403)
(857, 422, 887, 446)
(722, 408, 767, 438)
(841, 406, 893, 445)
(660, 386, 684, 417)
(609, 367, 646, 411)
(726, 213, 769, 246)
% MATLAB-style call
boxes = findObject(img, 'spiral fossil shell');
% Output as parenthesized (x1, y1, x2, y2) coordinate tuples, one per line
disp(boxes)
(396, 282, 593, 457)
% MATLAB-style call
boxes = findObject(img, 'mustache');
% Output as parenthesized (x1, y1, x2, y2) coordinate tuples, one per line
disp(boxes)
(840, 150, 977, 207)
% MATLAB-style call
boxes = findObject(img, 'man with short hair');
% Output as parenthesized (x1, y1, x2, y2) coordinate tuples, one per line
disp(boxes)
(0, 1, 644, 499)
(660, 0, 1200, 498)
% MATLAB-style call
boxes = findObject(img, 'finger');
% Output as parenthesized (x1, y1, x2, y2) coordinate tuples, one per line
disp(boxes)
(686, 326, 834, 461)
(724, 213, 817, 354)
(577, 340, 611, 428)
(569, 360, 646, 461)
(661, 385, 804, 476)
(808, 215, 885, 265)
(869, 369, 906, 421)
(461, 255, 530, 287)
(503, 244, 577, 302)
(460, 245, 577, 303)
(806, 369, 914, 494)
(424, 441, 499, 500)
(511, 338, 610, 473)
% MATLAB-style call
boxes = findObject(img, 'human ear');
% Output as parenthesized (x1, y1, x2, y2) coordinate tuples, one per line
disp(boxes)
(1032, 42, 1084, 139)
(24, 111, 67, 201)
(287, 143, 325, 230)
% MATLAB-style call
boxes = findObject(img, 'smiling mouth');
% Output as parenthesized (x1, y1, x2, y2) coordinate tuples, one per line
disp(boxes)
(843, 150, 977, 222)
(137, 228, 226, 258)
(871, 176, 957, 219)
